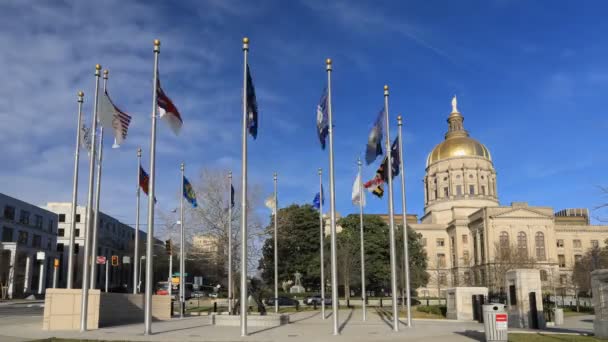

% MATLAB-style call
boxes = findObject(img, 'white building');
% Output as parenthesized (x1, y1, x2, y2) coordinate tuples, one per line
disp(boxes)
(0, 193, 58, 298)
(46, 202, 149, 291)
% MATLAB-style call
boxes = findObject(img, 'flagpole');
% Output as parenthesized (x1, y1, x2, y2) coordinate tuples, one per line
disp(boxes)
(383, 85, 399, 332)
(318, 168, 325, 320)
(80, 64, 101, 332)
(273, 172, 278, 314)
(134, 147, 142, 294)
(326, 58, 339, 336)
(358, 158, 367, 321)
(180, 162, 185, 319)
(397, 115, 412, 327)
(227, 171, 233, 314)
(67, 90, 84, 289)
(144, 39, 160, 336)
(240, 37, 249, 337)
(90, 69, 108, 289)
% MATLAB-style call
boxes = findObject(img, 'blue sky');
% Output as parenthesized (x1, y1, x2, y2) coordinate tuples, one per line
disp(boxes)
(1, 0, 607, 231)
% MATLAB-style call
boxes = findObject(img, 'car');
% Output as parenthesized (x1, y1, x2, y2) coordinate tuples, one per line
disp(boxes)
(304, 294, 331, 305)
(208, 292, 219, 298)
(265, 296, 300, 307)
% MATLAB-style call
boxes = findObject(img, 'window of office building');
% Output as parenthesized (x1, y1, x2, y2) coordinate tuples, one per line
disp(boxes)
(535, 232, 546, 261)
(76, 214, 81, 223)
(2, 227, 13, 242)
(3, 206, 15, 220)
(18, 231, 28, 245)
(437, 238, 445, 247)
(57, 243, 64, 252)
(58, 228, 65, 237)
(34, 215, 43, 228)
(573, 239, 582, 249)
(47, 219, 53, 233)
(32, 235, 41, 248)
(75, 229, 80, 237)
(19, 210, 30, 225)
(558, 254, 566, 268)
(58, 214, 66, 223)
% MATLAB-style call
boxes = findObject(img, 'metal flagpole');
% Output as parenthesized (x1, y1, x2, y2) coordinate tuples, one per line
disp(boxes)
(144, 39, 160, 336)
(358, 158, 367, 321)
(105, 259, 109, 292)
(52, 259, 58, 288)
(240, 37, 249, 337)
(180, 163, 185, 318)
(227, 171, 233, 314)
(273, 172, 278, 314)
(67, 90, 84, 289)
(318, 168, 325, 320)
(80, 64, 102, 332)
(90, 69, 108, 289)
(326, 58, 339, 336)
(398, 115, 412, 327)
(134, 147, 142, 294)
(168, 241, 173, 304)
(383, 85, 399, 332)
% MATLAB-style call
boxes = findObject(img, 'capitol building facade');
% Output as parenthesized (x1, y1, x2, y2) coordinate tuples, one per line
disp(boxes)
(408, 97, 607, 297)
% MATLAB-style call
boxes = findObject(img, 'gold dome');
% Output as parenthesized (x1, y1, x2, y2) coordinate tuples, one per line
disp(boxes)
(426, 96, 492, 167)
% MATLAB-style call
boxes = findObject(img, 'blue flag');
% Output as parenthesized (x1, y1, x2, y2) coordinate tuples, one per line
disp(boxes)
(313, 185, 324, 209)
(365, 107, 384, 165)
(246, 64, 258, 139)
(316, 87, 329, 149)
(183, 176, 197, 208)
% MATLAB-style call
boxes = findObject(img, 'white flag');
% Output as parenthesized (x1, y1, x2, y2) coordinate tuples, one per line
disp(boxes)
(352, 172, 366, 207)
(265, 196, 276, 212)
(97, 91, 132, 146)
(79, 123, 92, 153)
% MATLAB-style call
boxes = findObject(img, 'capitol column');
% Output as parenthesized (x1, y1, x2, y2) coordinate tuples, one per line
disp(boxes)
(476, 166, 481, 196)
(423, 176, 428, 205)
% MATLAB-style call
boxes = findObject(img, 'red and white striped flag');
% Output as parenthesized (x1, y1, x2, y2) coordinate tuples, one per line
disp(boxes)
(98, 91, 132, 146)
(157, 78, 182, 135)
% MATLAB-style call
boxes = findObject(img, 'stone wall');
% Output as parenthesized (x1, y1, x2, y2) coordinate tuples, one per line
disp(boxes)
(43, 288, 100, 330)
(591, 269, 608, 339)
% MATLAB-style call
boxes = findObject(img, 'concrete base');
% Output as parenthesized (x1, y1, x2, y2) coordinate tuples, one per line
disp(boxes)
(43, 289, 172, 331)
(43, 288, 101, 331)
(211, 313, 289, 327)
(446, 287, 488, 321)
(506, 269, 545, 329)
(553, 308, 564, 326)
(591, 269, 608, 339)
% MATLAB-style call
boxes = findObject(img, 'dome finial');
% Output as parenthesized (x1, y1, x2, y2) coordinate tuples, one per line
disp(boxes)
(451, 95, 458, 113)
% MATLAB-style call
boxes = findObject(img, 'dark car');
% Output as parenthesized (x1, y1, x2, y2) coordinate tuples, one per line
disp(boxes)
(304, 294, 332, 305)
(265, 296, 300, 307)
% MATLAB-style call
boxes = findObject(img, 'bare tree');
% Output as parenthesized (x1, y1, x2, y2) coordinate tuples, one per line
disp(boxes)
(156, 168, 265, 290)
(572, 245, 608, 296)
(593, 186, 608, 222)
(486, 242, 537, 294)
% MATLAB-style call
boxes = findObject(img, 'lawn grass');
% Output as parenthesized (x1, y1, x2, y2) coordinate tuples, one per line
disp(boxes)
(508, 333, 600, 341)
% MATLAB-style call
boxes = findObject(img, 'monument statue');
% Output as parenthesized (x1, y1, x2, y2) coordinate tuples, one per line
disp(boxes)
(451, 95, 458, 113)
(289, 272, 305, 294)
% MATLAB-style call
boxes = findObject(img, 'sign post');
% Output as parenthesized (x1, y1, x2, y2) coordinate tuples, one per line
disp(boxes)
(52, 258, 59, 289)
(36, 252, 45, 294)
(96, 256, 108, 292)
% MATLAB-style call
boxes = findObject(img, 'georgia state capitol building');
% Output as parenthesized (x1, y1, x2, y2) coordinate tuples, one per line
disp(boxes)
(407, 97, 607, 296)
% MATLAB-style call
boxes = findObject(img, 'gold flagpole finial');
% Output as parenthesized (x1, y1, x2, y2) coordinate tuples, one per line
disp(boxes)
(78, 91, 84, 103)
(384, 84, 389, 96)
(154, 39, 160, 53)
(397, 115, 403, 126)
(326, 58, 332, 71)
(103, 69, 109, 79)
(95, 64, 101, 76)
(243, 37, 249, 51)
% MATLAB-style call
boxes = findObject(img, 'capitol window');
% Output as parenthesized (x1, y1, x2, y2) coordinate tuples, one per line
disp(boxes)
(437, 238, 445, 247)
(591, 240, 599, 248)
(469, 185, 475, 195)
(481, 185, 486, 195)
(556, 239, 564, 248)
(456, 185, 462, 196)
(535, 232, 546, 261)
(573, 239, 582, 249)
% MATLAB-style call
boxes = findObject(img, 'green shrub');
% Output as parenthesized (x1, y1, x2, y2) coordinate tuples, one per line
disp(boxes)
(417, 305, 447, 316)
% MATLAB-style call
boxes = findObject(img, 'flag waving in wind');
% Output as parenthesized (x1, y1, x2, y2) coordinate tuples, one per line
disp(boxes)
(364, 137, 400, 198)
(230, 185, 235, 208)
(183, 176, 197, 208)
(80, 123, 92, 153)
(97, 91, 132, 146)
(365, 107, 384, 165)
(157, 77, 183, 135)
(139, 166, 156, 203)
(316, 87, 329, 149)
(246, 65, 258, 139)
(313, 185, 324, 209)
(352, 172, 366, 207)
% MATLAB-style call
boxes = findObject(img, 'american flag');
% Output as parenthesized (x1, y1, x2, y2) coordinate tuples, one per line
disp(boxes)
(98, 91, 132, 146)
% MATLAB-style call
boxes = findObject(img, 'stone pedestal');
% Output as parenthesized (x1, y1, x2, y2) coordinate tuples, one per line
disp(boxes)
(591, 269, 608, 339)
(505, 269, 545, 329)
(446, 287, 488, 320)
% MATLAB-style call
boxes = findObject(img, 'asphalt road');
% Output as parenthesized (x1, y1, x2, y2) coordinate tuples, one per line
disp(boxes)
(0, 302, 44, 318)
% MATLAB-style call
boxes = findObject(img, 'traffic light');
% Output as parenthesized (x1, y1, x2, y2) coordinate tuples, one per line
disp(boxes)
(111, 255, 119, 267)
(165, 239, 172, 254)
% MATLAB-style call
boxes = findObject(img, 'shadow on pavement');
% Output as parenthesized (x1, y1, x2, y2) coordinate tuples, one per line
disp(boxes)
(454, 330, 485, 341)
(290, 311, 320, 323)
(373, 308, 394, 330)
(338, 308, 354, 333)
